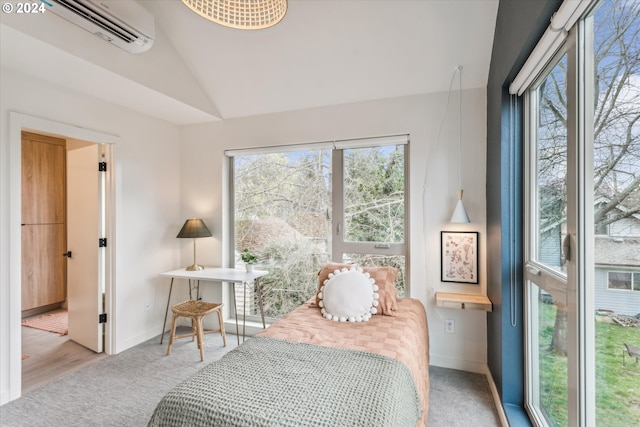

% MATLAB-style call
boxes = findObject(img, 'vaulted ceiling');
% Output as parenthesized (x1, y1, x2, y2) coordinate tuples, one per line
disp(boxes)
(0, 1, 499, 125)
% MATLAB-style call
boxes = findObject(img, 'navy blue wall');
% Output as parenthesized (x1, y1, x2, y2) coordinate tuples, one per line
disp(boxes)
(486, 0, 563, 425)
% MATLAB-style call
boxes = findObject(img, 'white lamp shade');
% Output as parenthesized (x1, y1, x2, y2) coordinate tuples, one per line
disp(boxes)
(450, 189, 470, 223)
(450, 200, 470, 223)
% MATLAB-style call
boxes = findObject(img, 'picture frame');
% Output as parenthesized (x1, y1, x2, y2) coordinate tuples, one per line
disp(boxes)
(441, 231, 479, 284)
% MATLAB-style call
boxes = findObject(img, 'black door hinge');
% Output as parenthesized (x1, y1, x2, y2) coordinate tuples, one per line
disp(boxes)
(99, 161, 107, 172)
(99, 238, 107, 247)
(99, 313, 107, 324)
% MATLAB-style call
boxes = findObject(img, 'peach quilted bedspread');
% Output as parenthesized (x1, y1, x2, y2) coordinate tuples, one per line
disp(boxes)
(258, 297, 430, 425)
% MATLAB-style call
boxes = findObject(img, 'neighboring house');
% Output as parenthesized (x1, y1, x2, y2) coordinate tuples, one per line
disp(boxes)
(594, 236, 640, 316)
(541, 203, 640, 316)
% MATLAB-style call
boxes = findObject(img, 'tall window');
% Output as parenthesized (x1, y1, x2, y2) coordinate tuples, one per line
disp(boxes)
(590, 5, 640, 426)
(228, 136, 408, 321)
(525, 51, 571, 427)
(522, 0, 640, 426)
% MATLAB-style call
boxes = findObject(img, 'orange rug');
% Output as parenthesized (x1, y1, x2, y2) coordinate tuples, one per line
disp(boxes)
(22, 311, 68, 336)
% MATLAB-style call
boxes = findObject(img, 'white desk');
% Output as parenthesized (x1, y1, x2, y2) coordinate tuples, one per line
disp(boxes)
(160, 267, 269, 345)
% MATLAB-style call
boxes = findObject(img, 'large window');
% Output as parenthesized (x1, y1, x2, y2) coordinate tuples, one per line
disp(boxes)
(526, 51, 571, 427)
(522, 0, 640, 426)
(228, 136, 408, 322)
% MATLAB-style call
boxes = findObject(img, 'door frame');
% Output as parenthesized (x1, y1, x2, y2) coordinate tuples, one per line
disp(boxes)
(6, 112, 117, 402)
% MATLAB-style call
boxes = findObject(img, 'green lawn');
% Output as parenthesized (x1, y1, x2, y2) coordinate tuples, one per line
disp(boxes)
(539, 303, 640, 426)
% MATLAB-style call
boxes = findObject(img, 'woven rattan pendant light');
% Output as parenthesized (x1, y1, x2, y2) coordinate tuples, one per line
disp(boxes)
(182, 0, 287, 30)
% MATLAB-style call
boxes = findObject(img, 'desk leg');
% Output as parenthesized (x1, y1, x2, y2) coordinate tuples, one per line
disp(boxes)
(242, 282, 246, 342)
(232, 282, 240, 346)
(255, 278, 266, 329)
(160, 278, 174, 344)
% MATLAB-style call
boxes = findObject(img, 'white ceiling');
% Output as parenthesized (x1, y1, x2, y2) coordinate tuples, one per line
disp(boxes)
(0, 0, 499, 125)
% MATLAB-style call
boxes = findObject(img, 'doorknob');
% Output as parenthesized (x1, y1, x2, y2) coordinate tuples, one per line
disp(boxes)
(62, 251, 72, 258)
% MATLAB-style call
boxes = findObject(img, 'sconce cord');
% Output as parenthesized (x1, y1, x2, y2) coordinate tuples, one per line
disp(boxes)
(457, 66, 463, 191)
(422, 66, 461, 297)
(429, 67, 460, 191)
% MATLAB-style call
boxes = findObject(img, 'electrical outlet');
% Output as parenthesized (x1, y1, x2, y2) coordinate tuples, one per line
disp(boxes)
(445, 319, 455, 334)
(144, 302, 151, 312)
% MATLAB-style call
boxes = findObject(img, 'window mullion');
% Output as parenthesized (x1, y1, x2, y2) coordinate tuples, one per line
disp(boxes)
(578, 13, 596, 427)
(564, 25, 582, 427)
(331, 148, 344, 262)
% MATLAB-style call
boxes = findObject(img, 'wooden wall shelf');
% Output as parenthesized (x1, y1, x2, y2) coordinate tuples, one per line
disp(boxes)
(435, 292, 493, 312)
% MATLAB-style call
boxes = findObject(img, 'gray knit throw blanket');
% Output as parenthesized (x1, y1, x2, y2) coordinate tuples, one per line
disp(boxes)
(148, 336, 422, 427)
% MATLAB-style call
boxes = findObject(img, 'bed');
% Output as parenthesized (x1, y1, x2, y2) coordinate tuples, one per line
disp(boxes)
(148, 264, 430, 426)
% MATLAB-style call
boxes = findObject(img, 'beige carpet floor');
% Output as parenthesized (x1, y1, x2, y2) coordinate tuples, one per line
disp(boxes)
(1, 329, 501, 426)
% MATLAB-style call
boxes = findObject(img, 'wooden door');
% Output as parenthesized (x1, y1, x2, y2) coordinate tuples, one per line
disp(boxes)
(21, 132, 66, 311)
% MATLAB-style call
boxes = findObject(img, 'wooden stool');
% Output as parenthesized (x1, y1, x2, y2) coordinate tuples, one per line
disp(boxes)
(166, 300, 226, 361)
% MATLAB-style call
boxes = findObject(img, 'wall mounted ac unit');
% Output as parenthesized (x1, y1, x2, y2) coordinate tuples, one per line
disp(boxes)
(45, 0, 155, 54)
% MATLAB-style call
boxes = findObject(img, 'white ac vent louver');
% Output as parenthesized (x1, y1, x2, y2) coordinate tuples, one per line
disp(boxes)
(45, 0, 154, 54)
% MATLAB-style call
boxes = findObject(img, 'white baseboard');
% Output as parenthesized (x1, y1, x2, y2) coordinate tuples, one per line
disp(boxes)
(118, 327, 164, 353)
(429, 354, 487, 374)
(486, 367, 509, 427)
(0, 388, 11, 406)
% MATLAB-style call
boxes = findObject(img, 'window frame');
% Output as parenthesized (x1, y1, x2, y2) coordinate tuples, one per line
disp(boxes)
(523, 46, 575, 427)
(607, 270, 640, 292)
(226, 136, 409, 324)
(331, 144, 410, 293)
(522, 1, 617, 426)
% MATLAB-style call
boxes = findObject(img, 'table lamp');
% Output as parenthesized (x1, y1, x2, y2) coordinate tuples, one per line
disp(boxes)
(177, 218, 212, 271)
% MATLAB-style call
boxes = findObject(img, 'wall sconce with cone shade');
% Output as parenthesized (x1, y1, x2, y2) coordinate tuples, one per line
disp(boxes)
(177, 219, 212, 271)
(181, 0, 287, 30)
(450, 66, 470, 224)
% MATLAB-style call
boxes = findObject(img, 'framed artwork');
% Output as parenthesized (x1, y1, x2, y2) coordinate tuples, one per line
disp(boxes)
(441, 231, 479, 284)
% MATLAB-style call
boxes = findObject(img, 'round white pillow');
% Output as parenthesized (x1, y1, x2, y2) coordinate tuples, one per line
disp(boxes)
(318, 267, 380, 322)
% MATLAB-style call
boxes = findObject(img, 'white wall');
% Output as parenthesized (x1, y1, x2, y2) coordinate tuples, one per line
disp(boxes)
(0, 65, 491, 406)
(0, 68, 182, 404)
(179, 89, 489, 373)
(1, 11, 219, 123)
